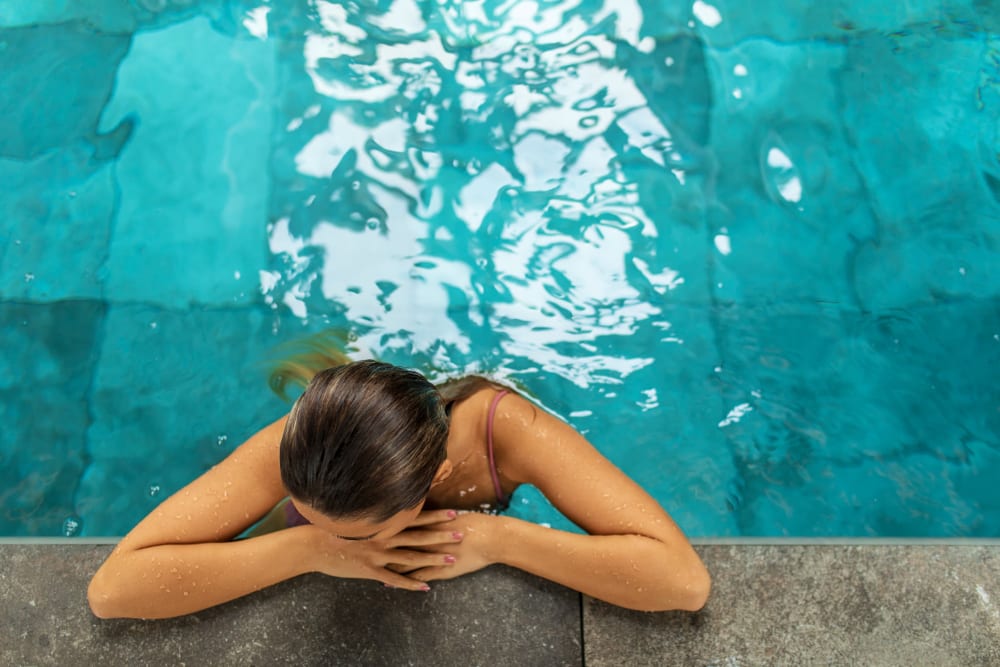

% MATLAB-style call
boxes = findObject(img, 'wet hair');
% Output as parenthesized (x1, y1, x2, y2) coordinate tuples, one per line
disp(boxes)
(269, 330, 514, 522)
(278, 360, 450, 523)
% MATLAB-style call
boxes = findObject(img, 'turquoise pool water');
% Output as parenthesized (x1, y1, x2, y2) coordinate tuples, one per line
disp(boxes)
(1, 1, 998, 538)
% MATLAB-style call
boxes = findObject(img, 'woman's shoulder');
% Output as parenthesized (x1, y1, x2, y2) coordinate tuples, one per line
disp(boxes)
(446, 384, 500, 430)
(436, 375, 508, 405)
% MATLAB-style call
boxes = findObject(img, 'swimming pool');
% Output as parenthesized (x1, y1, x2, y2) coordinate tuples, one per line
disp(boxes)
(1, 1, 998, 538)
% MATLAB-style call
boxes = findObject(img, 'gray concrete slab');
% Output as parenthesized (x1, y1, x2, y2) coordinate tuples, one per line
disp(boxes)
(6, 542, 1000, 667)
(0, 544, 581, 667)
(584, 544, 1000, 667)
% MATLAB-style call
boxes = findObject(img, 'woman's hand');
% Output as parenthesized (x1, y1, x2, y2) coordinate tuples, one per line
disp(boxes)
(305, 510, 465, 591)
(404, 512, 502, 582)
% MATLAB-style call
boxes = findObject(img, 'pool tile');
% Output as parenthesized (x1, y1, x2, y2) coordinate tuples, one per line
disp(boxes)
(81, 304, 297, 536)
(0, 1, 137, 31)
(706, 39, 876, 306)
(72, 458, 170, 538)
(0, 21, 131, 302)
(99, 15, 276, 308)
(693, 0, 983, 47)
(840, 31, 1000, 309)
(712, 300, 1000, 536)
(0, 151, 116, 301)
(0, 23, 131, 160)
(0, 300, 104, 536)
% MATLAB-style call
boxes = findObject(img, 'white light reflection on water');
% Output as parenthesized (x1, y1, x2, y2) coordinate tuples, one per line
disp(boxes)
(763, 143, 803, 204)
(692, 1, 723, 28)
(242, 6, 269, 40)
(266, 0, 699, 387)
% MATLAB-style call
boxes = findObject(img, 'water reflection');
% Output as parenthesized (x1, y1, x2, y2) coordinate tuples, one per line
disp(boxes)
(264, 0, 711, 387)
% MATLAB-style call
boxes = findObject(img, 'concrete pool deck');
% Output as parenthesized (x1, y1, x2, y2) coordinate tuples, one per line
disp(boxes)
(1, 541, 998, 666)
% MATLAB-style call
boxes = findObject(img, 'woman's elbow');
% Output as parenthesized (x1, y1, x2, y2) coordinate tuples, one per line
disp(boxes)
(679, 566, 711, 611)
(644, 563, 712, 613)
(88, 575, 112, 619)
(88, 568, 127, 619)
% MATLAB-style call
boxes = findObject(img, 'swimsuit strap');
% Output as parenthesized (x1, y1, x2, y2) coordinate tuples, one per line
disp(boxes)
(486, 389, 510, 509)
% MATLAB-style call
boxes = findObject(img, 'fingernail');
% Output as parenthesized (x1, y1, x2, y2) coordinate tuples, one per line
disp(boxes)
(420, 585, 431, 592)
(384, 584, 394, 589)
(452, 531, 464, 540)
(444, 554, 456, 564)
(447, 510, 457, 519)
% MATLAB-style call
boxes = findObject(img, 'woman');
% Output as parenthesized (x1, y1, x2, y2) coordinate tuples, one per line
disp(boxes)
(88, 346, 710, 619)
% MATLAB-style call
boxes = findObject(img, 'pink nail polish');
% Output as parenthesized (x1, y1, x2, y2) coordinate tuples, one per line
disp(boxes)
(444, 555, 456, 564)
(447, 510, 457, 519)
(420, 585, 431, 592)
(452, 531, 464, 540)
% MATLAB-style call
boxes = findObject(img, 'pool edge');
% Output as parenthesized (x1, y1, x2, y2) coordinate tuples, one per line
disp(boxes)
(3, 535, 997, 545)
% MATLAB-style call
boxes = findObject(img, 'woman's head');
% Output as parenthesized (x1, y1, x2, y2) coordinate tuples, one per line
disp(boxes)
(279, 360, 450, 525)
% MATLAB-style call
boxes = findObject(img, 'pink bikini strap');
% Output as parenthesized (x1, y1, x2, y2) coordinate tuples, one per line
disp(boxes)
(487, 389, 510, 508)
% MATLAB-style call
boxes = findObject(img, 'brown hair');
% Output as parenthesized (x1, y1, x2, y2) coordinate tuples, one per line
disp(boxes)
(269, 331, 511, 522)
(279, 360, 450, 522)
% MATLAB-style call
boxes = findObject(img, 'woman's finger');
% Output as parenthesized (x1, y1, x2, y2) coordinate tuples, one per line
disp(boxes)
(387, 528, 463, 549)
(381, 548, 456, 569)
(377, 569, 432, 592)
(384, 563, 410, 573)
(407, 566, 450, 583)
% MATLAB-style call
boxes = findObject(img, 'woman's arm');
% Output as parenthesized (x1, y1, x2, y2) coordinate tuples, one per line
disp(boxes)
(88, 416, 297, 618)
(90, 526, 322, 619)
(416, 393, 711, 612)
(491, 515, 708, 612)
(89, 416, 462, 619)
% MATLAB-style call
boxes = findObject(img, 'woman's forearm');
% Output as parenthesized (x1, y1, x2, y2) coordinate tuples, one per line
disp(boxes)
(491, 516, 710, 612)
(88, 527, 318, 619)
